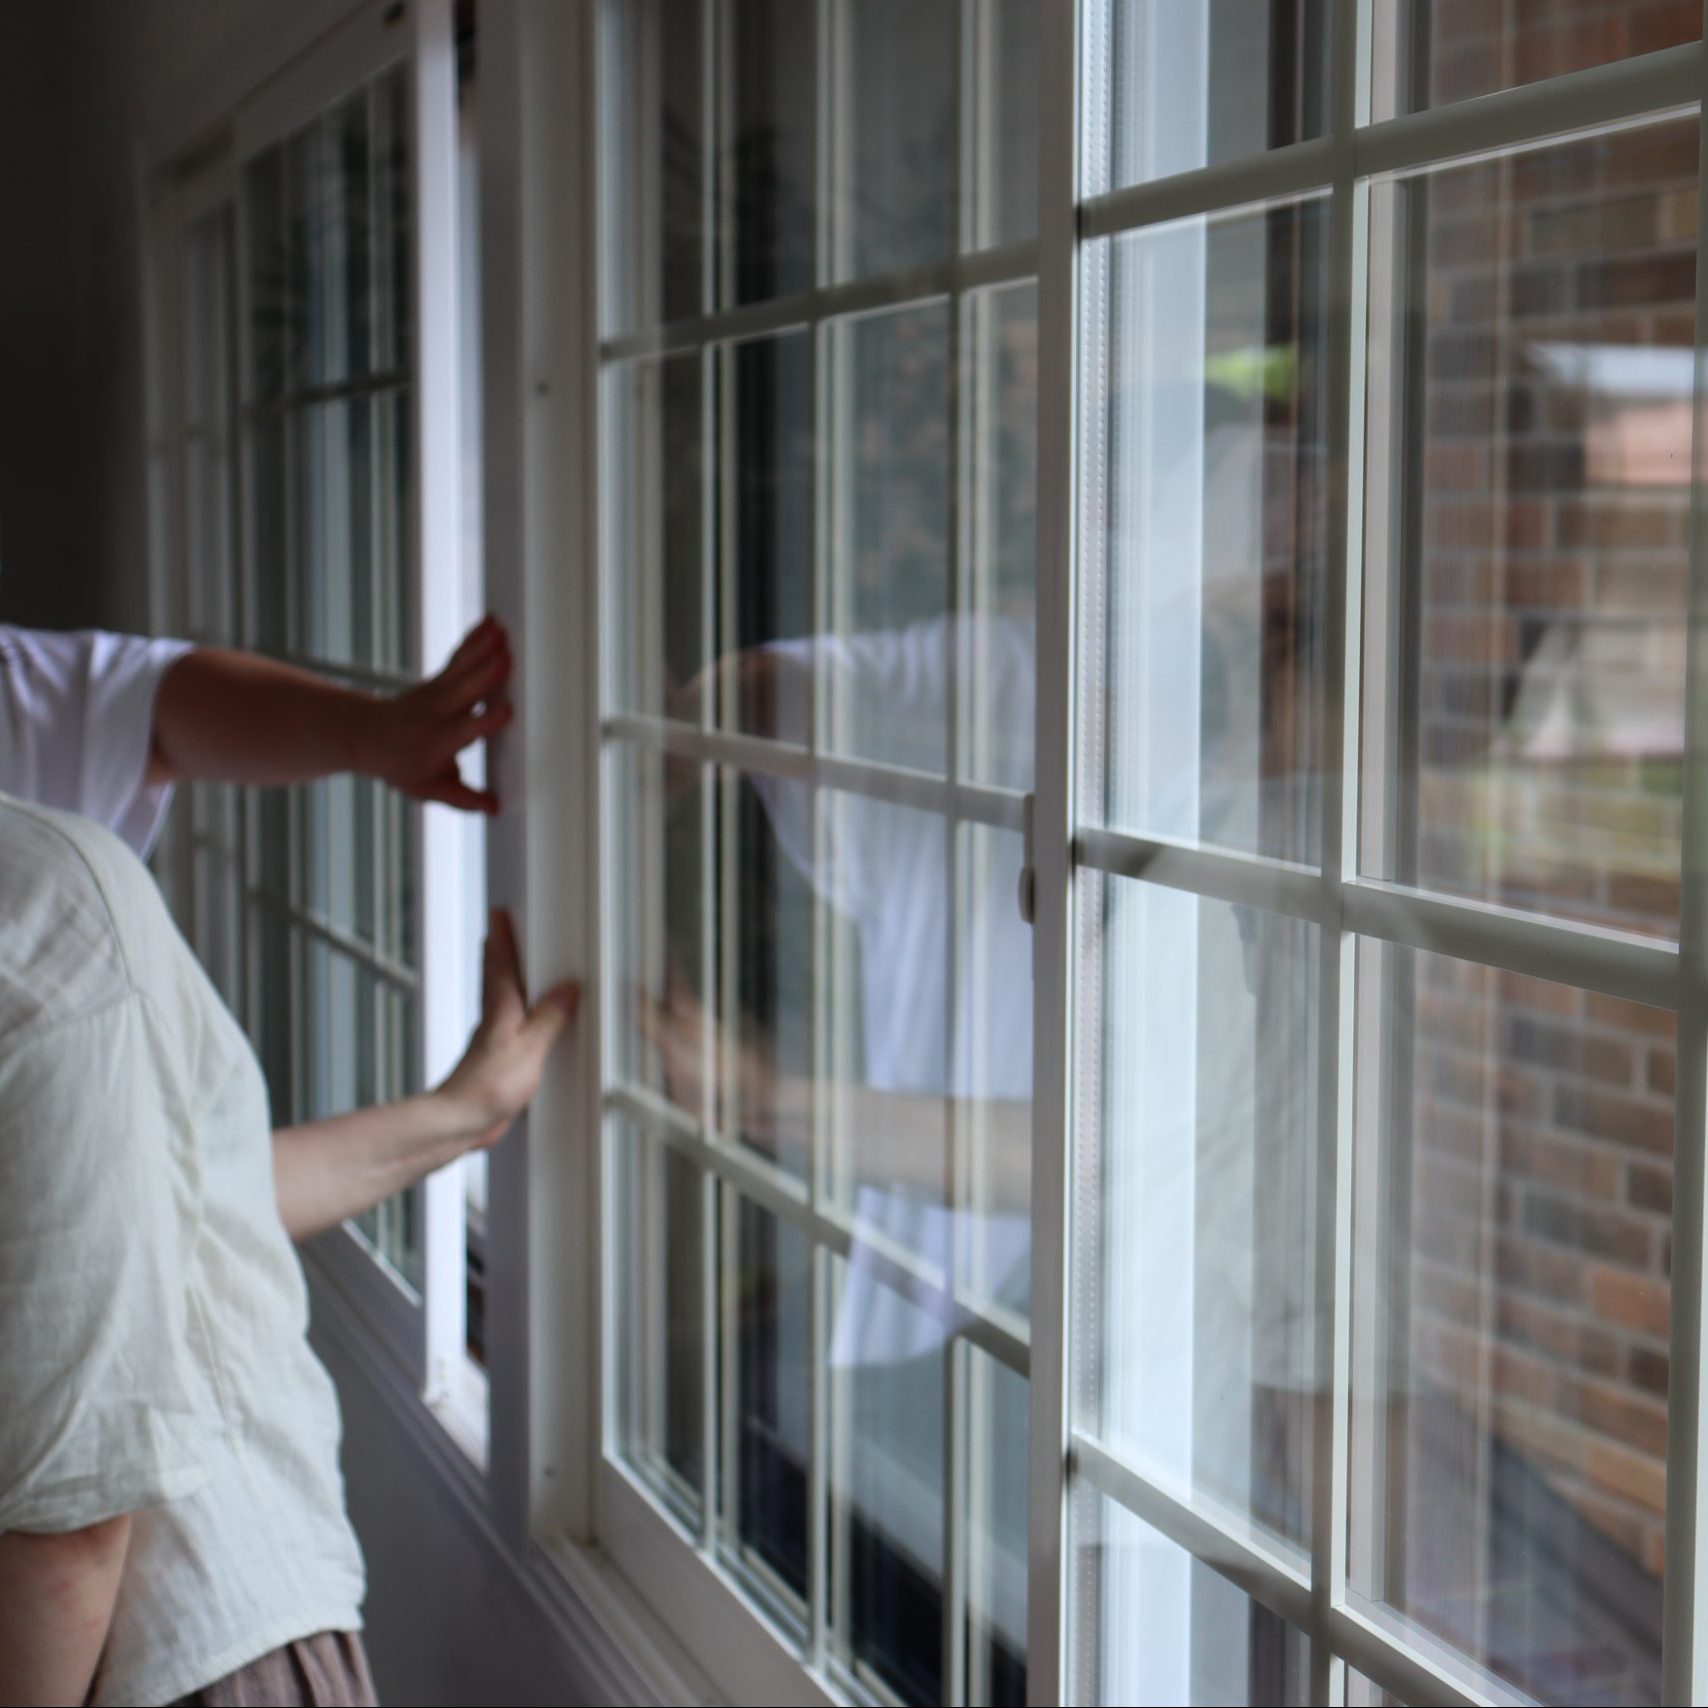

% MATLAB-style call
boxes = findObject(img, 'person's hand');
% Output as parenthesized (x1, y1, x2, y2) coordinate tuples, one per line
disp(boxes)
(436, 909, 579, 1149)
(636, 965, 797, 1146)
(358, 615, 514, 813)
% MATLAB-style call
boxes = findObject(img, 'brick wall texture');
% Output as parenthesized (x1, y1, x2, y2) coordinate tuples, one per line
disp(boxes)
(1404, 0, 1699, 1630)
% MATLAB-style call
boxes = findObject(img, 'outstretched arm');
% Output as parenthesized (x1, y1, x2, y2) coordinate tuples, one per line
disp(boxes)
(148, 616, 513, 814)
(273, 910, 578, 1240)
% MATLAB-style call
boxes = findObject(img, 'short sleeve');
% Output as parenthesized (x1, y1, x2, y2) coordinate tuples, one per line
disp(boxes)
(0, 627, 192, 858)
(0, 994, 214, 1533)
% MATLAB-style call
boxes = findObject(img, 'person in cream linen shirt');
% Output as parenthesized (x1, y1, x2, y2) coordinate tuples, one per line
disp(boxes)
(0, 615, 572, 1706)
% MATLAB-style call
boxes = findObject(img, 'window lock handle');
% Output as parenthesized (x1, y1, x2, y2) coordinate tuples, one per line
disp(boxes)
(1018, 792, 1037, 926)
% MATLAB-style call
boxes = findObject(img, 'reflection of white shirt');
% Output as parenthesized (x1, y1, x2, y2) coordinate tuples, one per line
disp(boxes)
(0, 626, 190, 855)
(753, 615, 1034, 1630)
(757, 616, 1035, 1357)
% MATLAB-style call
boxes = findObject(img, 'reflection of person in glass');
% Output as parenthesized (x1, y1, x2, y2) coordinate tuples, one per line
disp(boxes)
(641, 609, 1035, 1683)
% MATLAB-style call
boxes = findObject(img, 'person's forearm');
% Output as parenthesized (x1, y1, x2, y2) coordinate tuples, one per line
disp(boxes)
(753, 1079, 1031, 1210)
(0, 1515, 132, 1707)
(148, 648, 384, 788)
(273, 1092, 478, 1241)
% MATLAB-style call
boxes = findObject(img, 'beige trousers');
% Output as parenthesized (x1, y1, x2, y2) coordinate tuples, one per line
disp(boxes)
(171, 1632, 378, 1707)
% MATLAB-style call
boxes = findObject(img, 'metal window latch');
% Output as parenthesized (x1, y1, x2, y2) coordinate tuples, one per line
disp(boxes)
(1017, 792, 1037, 926)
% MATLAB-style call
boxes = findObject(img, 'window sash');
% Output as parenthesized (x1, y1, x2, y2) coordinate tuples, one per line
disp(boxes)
(1033, 13, 1708, 1708)
(593, 3, 1708, 1705)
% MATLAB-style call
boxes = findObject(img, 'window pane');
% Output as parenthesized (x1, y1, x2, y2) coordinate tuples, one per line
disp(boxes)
(610, 747, 707, 1123)
(826, 304, 954, 774)
(976, 0, 1040, 249)
(1083, 196, 1330, 864)
(1374, 0, 1700, 118)
(615, 1122, 706, 1527)
(836, 0, 959, 283)
(1083, 1, 1330, 199)
(607, 353, 707, 721)
(963, 282, 1038, 793)
(1364, 120, 1698, 937)
(716, 767, 815, 1185)
(955, 823, 1033, 1326)
(602, 0, 705, 336)
(1351, 946, 1671, 1702)
(245, 148, 287, 402)
(372, 67, 409, 375)
(240, 72, 423, 1289)
(600, 6, 1042, 1690)
(1071, 1491, 1313, 1704)
(1075, 879, 1320, 1553)
(719, 330, 815, 734)
(722, 1192, 812, 1622)
(726, 0, 817, 306)
(829, 1256, 943, 1699)
(250, 413, 289, 653)
(967, 1349, 1029, 1706)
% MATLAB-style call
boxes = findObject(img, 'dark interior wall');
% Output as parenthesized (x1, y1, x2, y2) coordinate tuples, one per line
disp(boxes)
(0, 0, 148, 633)
(0, 0, 359, 638)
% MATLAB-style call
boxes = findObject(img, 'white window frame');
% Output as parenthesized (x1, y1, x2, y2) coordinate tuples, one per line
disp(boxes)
(146, 0, 483, 1424)
(532, 5, 1708, 1706)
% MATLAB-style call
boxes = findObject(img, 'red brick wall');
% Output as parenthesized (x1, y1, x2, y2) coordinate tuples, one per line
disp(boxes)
(1406, 0, 1697, 1596)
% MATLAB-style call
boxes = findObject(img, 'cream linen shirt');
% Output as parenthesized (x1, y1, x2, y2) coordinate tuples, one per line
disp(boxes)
(0, 797, 365, 1706)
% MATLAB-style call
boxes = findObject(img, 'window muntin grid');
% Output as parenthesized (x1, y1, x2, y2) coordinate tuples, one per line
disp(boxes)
(240, 65, 426, 1291)
(601, 4, 1708, 1705)
(1053, 13, 1708, 1708)
(600, 0, 1038, 1698)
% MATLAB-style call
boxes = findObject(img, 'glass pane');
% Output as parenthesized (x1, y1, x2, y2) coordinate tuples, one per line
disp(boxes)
(1351, 945, 1672, 1703)
(604, 0, 705, 336)
(298, 775, 368, 940)
(182, 211, 236, 644)
(722, 1192, 812, 1619)
(1075, 879, 1320, 1553)
(955, 822, 1033, 1326)
(716, 767, 816, 1184)
(826, 304, 954, 774)
(1375, 0, 1700, 117)
(718, 330, 815, 734)
(1084, 1, 1331, 199)
(615, 1121, 706, 1526)
(284, 124, 326, 393)
(250, 413, 289, 653)
(331, 90, 373, 384)
(375, 779, 416, 969)
(1072, 1491, 1313, 1704)
(609, 746, 707, 1123)
(815, 789, 950, 1261)
(607, 353, 707, 719)
(836, 0, 958, 282)
(302, 938, 360, 1119)
(968, 1348, 1029, 1706)
(245, 148, 288, 402)
(828, 1253, 945, 1702)
(1364, 119, 1698, 937)
(726, 0, 817, 306)
(373, 67, 409, 375)
(975, 0, 1040, 249)
(375, 386, 412, 676)
(1083, 196, 1331, 863)
(963, 281, 1038, 793)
